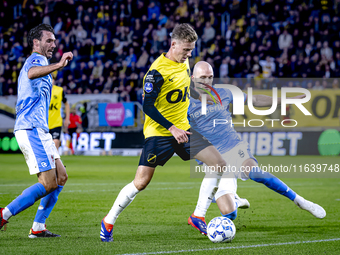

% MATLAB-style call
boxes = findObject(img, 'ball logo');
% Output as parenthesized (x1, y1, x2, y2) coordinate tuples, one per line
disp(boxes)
(144, 82, 153, 93)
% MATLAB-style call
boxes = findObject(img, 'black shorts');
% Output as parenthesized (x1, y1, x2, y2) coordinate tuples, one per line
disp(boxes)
(139, 128, 211, 167)
(49, 126, 62, 140)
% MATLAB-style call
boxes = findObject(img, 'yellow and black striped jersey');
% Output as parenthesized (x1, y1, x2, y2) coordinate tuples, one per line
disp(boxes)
(143, 53, 191, 138)
(48, 85, 67, 129)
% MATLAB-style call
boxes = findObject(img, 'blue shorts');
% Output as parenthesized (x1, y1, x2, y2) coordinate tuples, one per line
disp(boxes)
(15, 128, 60, 175)
(139, 128, 212, 167)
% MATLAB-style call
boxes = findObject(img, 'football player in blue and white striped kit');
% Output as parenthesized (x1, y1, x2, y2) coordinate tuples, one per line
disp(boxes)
(188, 61, 326, 235)
(0, 24, 73, 238)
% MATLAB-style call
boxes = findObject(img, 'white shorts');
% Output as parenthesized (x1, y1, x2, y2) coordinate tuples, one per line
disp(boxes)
(15, 128, 60, 175)
(214, 141, 257, 200)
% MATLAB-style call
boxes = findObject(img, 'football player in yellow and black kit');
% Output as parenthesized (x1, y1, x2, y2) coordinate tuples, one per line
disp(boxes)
(101, 24, 227, 242)
(49, 84, 70, 149)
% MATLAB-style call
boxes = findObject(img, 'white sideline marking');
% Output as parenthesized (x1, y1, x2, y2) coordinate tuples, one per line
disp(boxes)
(118, 238, 340, 255)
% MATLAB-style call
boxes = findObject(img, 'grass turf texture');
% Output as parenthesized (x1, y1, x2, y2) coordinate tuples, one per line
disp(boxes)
(0, 154, 339, 254)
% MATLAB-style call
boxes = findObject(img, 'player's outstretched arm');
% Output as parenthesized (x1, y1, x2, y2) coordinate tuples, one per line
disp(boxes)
(28, 52, 73, 79)
(252, 94, 306, 107)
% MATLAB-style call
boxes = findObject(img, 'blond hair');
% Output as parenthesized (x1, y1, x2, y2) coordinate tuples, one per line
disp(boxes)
(171, 23, 198, 43)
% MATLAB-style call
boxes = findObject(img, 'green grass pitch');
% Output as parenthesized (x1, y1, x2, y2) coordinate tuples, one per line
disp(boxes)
(0, 154, 340, 254)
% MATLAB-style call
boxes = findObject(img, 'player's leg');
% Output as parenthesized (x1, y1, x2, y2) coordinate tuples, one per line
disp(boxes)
(192, 146, 226, 218)
(189, 145, 226, 235)
(1, 169, 58, 230)
(216, 194, 237, 219)
(101, 165, 154, 242)
(105, 165, 154, 225)
(244, 158, 326, 218)
(50, 126, 62, 149)
(53, 139, 60, 149)
(215, 177, 250, 221)
(1, 129, 58, 230)
(101, 136, 174, 242)
(30, 158, 68, 238)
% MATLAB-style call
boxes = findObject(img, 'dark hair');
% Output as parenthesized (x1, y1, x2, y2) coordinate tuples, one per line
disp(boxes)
(28, 24, 55, 50)
(171, 23, 198, 43)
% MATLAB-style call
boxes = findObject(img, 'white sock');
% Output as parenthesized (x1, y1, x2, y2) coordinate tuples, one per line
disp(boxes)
(194, 172, 223, 217)
(105, 181, 140, 225)
(32, 222, 46, 231)
(2, 207, 12, 221)
(294, 194, 305, 206)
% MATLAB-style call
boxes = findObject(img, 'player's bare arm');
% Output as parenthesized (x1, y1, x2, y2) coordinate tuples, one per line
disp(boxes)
(252, 94, 306, 107)
(28, 52, 73, 79)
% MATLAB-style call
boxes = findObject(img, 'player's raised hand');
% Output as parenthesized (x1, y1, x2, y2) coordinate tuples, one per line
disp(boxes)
(168, 125, 192, 144)
(59, 52, 73, 68)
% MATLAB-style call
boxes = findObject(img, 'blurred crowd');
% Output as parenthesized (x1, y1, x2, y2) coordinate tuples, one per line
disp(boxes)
(1, 0, 340, 98)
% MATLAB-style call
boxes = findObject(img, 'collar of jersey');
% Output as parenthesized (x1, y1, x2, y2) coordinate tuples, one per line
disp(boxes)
(161, 53, 187, 66)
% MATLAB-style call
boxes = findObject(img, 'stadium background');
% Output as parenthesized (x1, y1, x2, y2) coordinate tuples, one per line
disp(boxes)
(1, 1, 340, 254)
(0, 0, 340, 155)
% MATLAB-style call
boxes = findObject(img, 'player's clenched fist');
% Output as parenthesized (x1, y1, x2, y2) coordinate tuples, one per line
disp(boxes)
(59, 52, 73, 68)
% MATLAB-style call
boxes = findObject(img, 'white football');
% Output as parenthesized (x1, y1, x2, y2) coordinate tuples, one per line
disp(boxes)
(207, 216, 236, 243)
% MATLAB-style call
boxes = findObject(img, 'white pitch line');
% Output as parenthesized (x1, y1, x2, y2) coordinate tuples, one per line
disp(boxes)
(118, 238, 340, 255)
(0, 181, 327, 188)
(0, 182, 199, 187)
(63, 187, 195, 193)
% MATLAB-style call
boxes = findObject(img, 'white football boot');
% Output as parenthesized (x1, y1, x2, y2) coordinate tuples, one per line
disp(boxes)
(294, 195, 326, 219)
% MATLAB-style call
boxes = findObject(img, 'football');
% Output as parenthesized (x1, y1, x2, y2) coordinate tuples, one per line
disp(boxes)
(207, 216, 236, 243)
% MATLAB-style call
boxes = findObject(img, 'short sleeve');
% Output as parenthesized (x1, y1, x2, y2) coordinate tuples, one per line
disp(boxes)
(25, 55, 45, 72)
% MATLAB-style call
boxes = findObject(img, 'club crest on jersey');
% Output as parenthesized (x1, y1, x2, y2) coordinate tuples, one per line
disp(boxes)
(144, 82, 153, 93)
(31, 59, 40, 64)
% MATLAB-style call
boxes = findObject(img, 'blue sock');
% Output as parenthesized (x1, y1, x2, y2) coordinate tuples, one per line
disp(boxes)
(7, 183, 47, 216)
(249, 168, 296, 200)
(222, 209, 238, 220)
(34, 185, 64, 223)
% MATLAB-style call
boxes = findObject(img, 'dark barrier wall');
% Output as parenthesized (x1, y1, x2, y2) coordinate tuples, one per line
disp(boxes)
(1, 130, 339, 156)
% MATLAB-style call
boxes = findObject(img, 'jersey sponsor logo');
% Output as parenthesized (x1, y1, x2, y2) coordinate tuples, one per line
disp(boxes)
(144, 82, 153, 93)
(41, 162, 47, 167)
(50, 102, 59, 111)
(238, 149, 245, 158)
(169, 76, 176, 82)
(31, 59, 41, 65)
(166, 86, 189, 104)
(147, 153, 157, 164)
